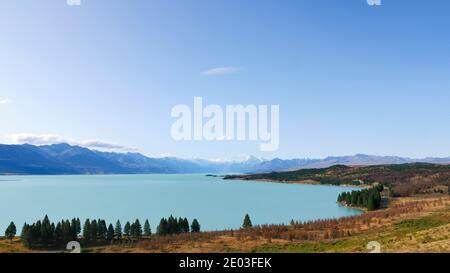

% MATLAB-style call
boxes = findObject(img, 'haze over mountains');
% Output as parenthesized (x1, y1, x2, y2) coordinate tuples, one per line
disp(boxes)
(0, 143, 449, 175)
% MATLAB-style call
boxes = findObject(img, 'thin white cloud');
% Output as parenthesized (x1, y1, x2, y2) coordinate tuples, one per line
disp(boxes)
(7, 133, 64, 145)
(79, 139, 131, 151)
(202, 66, 241, 76)
(5, 133, 135, 152)
(0, 98, 11, 105)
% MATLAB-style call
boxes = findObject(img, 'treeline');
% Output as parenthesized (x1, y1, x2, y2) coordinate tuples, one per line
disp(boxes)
(21, 216, 81, 248)
(337, 185, 383, 211)
(318, 177, 361, 186)
(14, 215, 200, 249)
(82, 218, 149, 242)
(156, 216, 200, 235)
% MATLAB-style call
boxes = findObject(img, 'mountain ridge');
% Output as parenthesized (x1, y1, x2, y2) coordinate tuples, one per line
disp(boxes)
(0, 143, 449, 175)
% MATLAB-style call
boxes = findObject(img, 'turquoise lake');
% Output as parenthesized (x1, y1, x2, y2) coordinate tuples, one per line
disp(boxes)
(0, 174, 363, 232)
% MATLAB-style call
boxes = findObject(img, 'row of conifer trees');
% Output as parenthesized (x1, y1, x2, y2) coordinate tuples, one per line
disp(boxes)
(5, 213, 257, 249)
(15, 215, 200, 248)
(156, 216, 200, 235)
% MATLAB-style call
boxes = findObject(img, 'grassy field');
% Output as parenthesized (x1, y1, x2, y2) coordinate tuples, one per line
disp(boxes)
(255, 210, 450, 253)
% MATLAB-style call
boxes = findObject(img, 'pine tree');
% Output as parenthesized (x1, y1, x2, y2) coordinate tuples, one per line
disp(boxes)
(90, 220, 98, 241)
(351, 191, 358, 205)
(183, 218, 190, 233)
(51, 222, 56, 239)
(367, 196, 375, 211)
(114, 220, 122, 240)
(83, 219, 91, 242)
(70, 218, 77, 239)
(54, 222, 63, 245)
(133, 219, 142, 238)
(168, 215, 176, 234)
(177, 217, 184, 233)
(98, 219, 107, 240)
(242, 214, 252, 228)
(143, 220, 151, 236)
(124, 222, 131, 237)
(374, 190, 381, 209)
(5, 222, 17, 240)
(107, 224, 115, 241)
(75, 218, 81, 236)
(40, 215, 53, 245)
(35, 220, 42, 236)
(130, 222, 136, 237)
(156, 218, 168, 236)
(191, 219, 201, 233)
(32, 222, 41, 246)
(62, 219, 73, 244)
(21, 223, 31, 247)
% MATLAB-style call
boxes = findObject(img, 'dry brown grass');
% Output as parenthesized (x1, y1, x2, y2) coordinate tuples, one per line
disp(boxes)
(0, 238, 31, 253)
(90, 195, 450, 253)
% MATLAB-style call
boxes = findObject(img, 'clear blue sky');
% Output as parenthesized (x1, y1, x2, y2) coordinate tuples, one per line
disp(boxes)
(0, 0, 449, 160)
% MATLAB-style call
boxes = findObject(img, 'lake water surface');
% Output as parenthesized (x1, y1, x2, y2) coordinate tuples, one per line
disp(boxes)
(0, 174, 363, 232)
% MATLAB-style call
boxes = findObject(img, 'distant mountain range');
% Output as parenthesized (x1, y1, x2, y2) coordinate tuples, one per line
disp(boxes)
(0, 143, 449, 175)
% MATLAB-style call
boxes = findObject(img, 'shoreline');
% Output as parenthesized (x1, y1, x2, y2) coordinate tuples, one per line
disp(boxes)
(337, 202, 368, 212)
(224, 177, 372, 189)
(225, 177, 372, 213)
